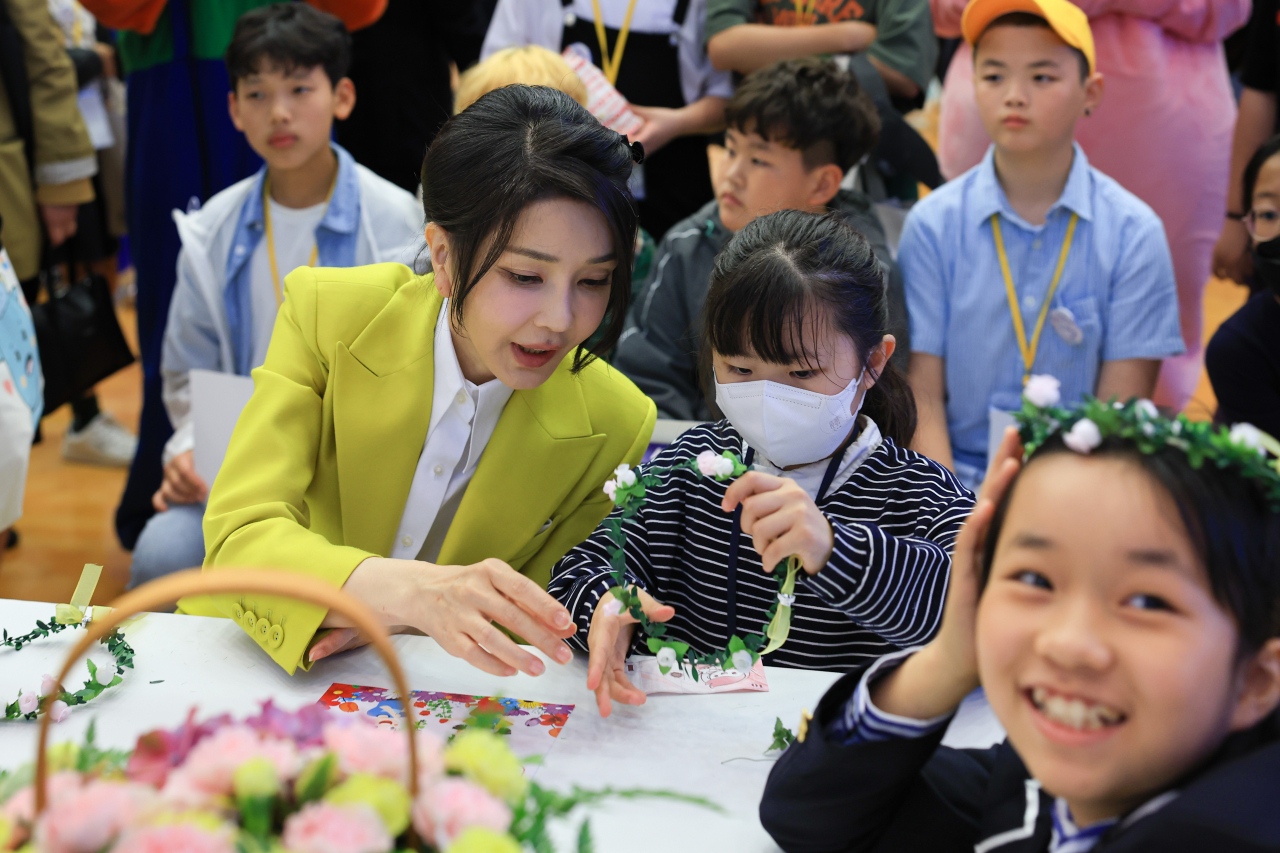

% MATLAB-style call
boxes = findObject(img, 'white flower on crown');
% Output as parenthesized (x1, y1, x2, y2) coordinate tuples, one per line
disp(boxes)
(656, 646, 678, 671)
(1134, 399, 1159, 420)
(614, 464, 637, 488)
(731, 650, 754, 673)
(695, 451, 734, 479)
(1023, 374, 1061, 408)
(603, 480, 618, 501)
(1229, 423, 1267, 456)
(1063, 418, 1102, 454)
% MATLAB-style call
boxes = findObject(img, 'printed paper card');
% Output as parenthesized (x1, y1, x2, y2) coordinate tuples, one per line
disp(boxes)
(624, 656, 769, 695)
(317, 683, 574, 762)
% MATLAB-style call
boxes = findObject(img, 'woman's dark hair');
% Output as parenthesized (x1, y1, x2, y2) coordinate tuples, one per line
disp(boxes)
(982, 437, 1280, 654)
(421, 85, 638, 372)
(702, 210, 916, 445)
(225, 3, 351, 87)
(725, 57, 880, 173)
(1243, 134, 1280, 213)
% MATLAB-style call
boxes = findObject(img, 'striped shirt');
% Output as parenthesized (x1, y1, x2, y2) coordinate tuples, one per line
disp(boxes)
(549, 421, 974, 671)
(900, 143, 1183, 476)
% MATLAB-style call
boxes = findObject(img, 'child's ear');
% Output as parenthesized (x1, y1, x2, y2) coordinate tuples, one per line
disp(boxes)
(425, 222, 453, 298)
(1229, 637, 1280, 732)
(1083, 71, 1104, 118)
(807, 163, 844, 209)
(227, 90, 244, 132)
(864, 335, 896, 388)
(332, 77, 356, 121)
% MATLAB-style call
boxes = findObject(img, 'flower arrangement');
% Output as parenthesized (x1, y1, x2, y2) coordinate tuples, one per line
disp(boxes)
(0, 702, 715, 853)
(1015, 374, 1280, 509)
(600, 453, 803, 681)
(3, 620, 134, 722)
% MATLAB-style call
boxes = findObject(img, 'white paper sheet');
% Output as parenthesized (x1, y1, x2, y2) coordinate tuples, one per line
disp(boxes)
(190, 369, 255, 484)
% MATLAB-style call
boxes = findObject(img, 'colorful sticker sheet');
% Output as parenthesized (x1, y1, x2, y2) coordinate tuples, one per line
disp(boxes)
(317, 683, 574, 759)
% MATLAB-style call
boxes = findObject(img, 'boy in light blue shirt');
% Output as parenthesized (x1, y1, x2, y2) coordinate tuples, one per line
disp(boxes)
(901, 0, 1182, 488)
(128, 4, 422, 587)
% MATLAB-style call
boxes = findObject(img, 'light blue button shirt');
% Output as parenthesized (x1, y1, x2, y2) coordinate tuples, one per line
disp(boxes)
(900, 144, 1183, 476)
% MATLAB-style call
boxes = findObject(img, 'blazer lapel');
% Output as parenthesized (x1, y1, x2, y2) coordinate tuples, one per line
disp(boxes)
(440, 361, 606, 568)
(331, 280, 441, 556)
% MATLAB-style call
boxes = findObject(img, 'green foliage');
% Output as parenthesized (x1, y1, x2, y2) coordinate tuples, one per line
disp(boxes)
(511, 783, 724, 852)
(768, 717, 796, 752)
(2, 620, 135, 721)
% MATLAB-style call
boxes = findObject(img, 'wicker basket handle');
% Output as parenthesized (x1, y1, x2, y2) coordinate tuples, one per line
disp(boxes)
(34, 568, 420, 813)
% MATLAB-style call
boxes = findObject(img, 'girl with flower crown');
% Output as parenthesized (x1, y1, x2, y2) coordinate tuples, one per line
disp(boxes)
(761, 386, 1280, 853)
(549, 210, 975, 716)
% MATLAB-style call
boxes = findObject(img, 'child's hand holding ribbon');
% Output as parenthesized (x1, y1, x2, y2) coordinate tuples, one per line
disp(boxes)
(721, 471, 834, 575)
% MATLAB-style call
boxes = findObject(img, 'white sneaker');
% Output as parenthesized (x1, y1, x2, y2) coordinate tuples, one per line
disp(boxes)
(62, 412, 138, 467)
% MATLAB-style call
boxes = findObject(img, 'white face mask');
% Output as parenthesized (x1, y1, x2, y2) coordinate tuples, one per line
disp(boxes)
(714, 367, 866, 468)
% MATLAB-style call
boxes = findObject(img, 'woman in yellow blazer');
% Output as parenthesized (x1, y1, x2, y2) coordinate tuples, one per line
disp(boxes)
(179, 86, 657, 676)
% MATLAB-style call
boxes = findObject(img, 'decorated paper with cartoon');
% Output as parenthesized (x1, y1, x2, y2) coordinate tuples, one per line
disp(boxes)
(624, 655, 769, 695)
(317, 684, 574, 763)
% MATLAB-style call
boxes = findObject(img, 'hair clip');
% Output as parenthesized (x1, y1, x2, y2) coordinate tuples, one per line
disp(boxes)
(629, 139, 645, 165)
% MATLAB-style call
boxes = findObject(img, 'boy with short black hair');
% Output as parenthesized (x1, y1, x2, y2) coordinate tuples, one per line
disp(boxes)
(128, 2, 422, 587)
(902, 0, 1183, 489)
(614, 56, 906, 421)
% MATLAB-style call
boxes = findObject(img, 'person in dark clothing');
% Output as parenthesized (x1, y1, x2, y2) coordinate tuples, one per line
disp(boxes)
(760, 399, 1280, 853)
(614, 57, 908, 421)
(1207, 135, 1280, 439)
(335, 0, 489, 191)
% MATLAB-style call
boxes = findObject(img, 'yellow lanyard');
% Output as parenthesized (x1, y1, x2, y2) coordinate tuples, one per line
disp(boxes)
(991, 211, 1079, 386)
(793, 0, 819, 25)
(590, 0, 640, 85)
(262, 175, 335, 306)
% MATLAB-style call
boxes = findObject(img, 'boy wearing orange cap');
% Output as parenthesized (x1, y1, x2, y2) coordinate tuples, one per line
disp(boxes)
(900, 0, 1183, 490)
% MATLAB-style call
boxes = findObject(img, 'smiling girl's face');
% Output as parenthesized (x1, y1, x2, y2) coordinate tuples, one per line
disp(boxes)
(428, 196, 617, 389)
(976, 453, 1258, 826)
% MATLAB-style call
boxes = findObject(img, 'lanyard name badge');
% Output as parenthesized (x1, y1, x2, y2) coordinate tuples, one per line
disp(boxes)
(987, 211, 1080, 462)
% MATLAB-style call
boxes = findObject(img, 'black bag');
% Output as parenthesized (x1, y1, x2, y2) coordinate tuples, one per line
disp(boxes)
(29, 261, 135, 413)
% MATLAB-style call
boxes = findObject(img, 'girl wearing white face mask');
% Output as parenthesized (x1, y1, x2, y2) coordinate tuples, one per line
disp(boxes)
(551, 210, 975, 717)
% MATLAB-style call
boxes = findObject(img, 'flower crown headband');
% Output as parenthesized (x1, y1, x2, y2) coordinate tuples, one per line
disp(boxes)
(1017, 375, 1280, 510)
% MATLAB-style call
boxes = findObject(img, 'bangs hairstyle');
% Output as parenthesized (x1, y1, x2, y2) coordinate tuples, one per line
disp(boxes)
(725, 57, 880, 173)
(225, 3, 351, 87)
(421, 85, 638, 372)
(981, 436, 1280, 654)
(702, 210, 916, 446)
(976, 12, 1089, 81)
(1243, 134, 1280, 212)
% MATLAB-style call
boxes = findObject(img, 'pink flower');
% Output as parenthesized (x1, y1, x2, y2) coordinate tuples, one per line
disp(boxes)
(49, 700, 71, 723)
(412, 778, 511, 849)
(696, 450, 720, 477)
(33, 780, 153, 853)
(602, 480, 618, 501)
(111, 822, 236, 853)
(126, 710, 234, 787)
(176, 726, 300, 797)
(18, 690, 38, 715)
(2, 771, 83, 828)
(323, 722, 442, 787)
(280, 802, 391, 853)
(599, 598, 623, 618)
(41, 674, 59, 696)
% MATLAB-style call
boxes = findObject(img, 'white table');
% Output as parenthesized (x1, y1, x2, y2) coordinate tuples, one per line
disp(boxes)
(0, 599, 1003, 851)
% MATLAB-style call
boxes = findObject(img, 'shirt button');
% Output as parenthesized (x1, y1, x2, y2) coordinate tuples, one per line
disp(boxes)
(401, 535, 413, 547)
(1032, 239, 1042, 250)
(455, 390, 467, 405)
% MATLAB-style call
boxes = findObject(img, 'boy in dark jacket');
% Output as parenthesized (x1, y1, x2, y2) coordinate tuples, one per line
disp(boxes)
(614, 57, 907, 421)
(761, 396, 1280, 853)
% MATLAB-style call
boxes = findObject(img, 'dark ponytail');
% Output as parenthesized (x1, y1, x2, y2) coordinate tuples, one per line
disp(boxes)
(421, 85, 639, 371)
(701, 210, 917, 446)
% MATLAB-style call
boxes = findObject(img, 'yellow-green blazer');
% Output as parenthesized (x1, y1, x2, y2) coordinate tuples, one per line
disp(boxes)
(179, 263, 656, 673)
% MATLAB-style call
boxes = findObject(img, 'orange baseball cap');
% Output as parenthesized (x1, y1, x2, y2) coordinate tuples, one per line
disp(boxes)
(961, 0, 1095, 75)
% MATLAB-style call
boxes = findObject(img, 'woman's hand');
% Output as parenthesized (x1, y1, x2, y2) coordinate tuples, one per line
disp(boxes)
(721, 471, 833, 575)
(315, 557, 577, 677)
(152, 450, 209, 511)
(868, 427, 1023, 719)
(586, 588, 675, 718)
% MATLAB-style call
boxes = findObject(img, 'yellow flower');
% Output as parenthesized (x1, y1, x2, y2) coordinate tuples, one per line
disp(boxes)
(447, 826, 522, 853)
(0, 815, 12, 850)
(444, 731, 527, 805)
(233, 756, 280, 799)
(323, 773, 411, 836)
(46, 742, 80, 772)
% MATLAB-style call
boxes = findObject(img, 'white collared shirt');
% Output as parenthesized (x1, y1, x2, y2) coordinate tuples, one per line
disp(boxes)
(390, 301, 514, 563)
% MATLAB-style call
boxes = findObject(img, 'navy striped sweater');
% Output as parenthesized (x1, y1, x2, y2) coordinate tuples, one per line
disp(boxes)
(549, 422, 975, 671)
